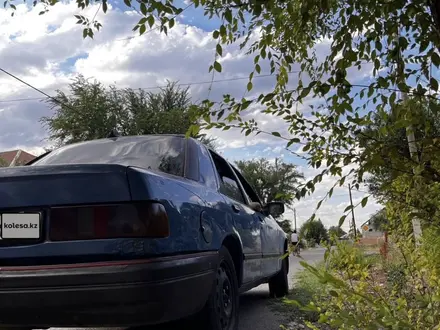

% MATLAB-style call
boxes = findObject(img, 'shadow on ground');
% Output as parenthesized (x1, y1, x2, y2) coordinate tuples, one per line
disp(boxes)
(129, 287, 283, 330)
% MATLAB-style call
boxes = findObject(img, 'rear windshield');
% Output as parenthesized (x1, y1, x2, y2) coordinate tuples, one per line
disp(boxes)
(32, 136, 186, 177)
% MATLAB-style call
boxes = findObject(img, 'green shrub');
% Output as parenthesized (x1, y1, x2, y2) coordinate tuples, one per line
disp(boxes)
(285, 262, 329, 323)
(325, 241, 378, 279)
(385, 262, 407, 293)
(291, 232, 440, 330)
(306, 239, 316, 248)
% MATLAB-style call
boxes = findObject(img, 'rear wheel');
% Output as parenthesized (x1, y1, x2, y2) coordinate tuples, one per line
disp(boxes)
(268, 256, 289, 298)
(195, 246, 239, 330)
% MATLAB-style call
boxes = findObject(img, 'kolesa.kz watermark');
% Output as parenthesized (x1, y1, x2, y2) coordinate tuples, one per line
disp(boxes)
(0, 213, 40, 239)
(3, 222, 38, 229)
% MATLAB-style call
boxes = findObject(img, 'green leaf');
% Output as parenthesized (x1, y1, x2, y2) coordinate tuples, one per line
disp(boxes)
(286, 138, 300, 148)
(300, 87, 310, 99)
(302, 144, 311, 152)
(147, 15, 154, 28)
(338, 215, 346, 227)
(329, 290, 339, 297)
(432, 52, 440, 67)
(102, 0, 108, 13)
(389, 91, 396, 105)
(255, 64, 261, 74)
(216, 44, 222, 57)
(140, 2, 147, 15)
(319, 83, 330, 95)
(139, 24, 146, 35)
(247, 81, 253, 91)
(212, 30, 219, 39)
(224, 8, 232, 23)
(317, 200, 322, 209)
(431, 77, 439, 91)
(361, 196, 368, 207)
(82, 28, 88, 39)
(168, 18, 175, 29)
(262, 93, 275, 102)
(123, 0, 131, 7)
(272, 131, 281, 137)
(213, 61, 222, 73)
(344, 205, 353, 212)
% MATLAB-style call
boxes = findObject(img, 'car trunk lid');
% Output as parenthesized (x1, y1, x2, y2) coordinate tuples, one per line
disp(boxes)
(0, 164, 132, 249)
(0, 164, 131, 208)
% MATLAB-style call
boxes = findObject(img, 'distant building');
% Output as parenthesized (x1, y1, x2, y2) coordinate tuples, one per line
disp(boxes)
(0, 149, 36, 167)
(360, 219, 384, 238)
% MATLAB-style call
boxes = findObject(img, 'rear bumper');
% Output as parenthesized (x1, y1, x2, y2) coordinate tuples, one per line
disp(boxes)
(0, 251, 218, 327)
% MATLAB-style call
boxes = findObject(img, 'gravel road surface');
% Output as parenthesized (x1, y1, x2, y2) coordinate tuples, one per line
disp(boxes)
(49, 248, 325, 330)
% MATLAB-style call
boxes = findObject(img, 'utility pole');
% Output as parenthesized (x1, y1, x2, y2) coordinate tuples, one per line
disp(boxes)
(294, 208, 297, 232)
(396, 33, 422, 244)
(348, 184, 357, 239)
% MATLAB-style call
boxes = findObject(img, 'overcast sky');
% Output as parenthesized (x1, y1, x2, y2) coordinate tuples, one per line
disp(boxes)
(0, 1, 382, 231)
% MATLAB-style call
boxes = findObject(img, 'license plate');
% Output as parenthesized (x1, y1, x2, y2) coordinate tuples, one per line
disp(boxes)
(0, 213, 40, 239)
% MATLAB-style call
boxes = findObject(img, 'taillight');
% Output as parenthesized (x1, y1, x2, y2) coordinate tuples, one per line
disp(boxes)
(49, 202, 169, 241)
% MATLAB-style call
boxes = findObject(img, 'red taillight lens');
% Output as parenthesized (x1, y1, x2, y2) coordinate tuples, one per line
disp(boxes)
(49, 202, 169, 241)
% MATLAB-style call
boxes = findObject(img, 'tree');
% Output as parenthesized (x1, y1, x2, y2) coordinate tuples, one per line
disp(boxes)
(235, 158, 304, 206)
(328, 226, 346, 239)
(299, 218, 329, 245)
(367, 209, 388, 232)
(41, 75, 218, 148)
(359, 98, 440, 202)
(278, 219, 293, 234)
(0, 158, 8, 167)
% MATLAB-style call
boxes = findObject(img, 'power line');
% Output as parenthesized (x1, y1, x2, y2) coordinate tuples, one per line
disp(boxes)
(0, 68, 76, 112)
(0, 97, 44, 103)
(0, 71, 299, 103)
(0, 68, 55, 100)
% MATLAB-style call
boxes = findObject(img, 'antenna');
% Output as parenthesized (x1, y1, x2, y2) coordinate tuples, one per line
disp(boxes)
(107, 129, 121, 138)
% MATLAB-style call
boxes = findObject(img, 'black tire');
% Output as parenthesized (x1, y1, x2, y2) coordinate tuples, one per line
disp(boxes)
(268, 256, 289, 298)
(195, 246, 239, 330)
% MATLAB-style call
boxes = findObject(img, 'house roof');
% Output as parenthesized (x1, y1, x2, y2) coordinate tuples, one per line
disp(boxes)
(0, 149, 36, 167)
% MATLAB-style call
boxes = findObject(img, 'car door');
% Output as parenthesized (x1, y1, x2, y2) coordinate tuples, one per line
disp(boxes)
(258, 213, 285, 277)
(208, 150, 262, 284)
(230, 166, 285, 278)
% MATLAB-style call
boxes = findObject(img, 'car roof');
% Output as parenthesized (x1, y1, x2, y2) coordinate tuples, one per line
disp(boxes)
(61, 134, 190, 148)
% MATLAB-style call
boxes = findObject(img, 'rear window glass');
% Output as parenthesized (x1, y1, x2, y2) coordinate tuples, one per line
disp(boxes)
(32, 136, 186, 177)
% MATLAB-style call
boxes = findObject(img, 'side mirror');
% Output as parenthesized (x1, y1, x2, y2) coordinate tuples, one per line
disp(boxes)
(249, 202, 263, 213)
(264, 201, 285, 217)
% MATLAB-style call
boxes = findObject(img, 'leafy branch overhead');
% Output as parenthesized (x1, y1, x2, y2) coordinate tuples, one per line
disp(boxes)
(11, 0, 440, 221)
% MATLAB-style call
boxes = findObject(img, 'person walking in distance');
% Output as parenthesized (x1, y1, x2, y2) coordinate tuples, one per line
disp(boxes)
(291, 230, 300, 256)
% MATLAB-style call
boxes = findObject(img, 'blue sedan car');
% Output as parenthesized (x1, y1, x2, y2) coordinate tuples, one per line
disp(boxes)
(0, 134, 289, 330)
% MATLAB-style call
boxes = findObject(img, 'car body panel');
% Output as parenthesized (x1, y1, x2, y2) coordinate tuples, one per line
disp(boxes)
(0, 252, 217, 327)
(0, 164, 131, 208)
(259, 213, 287, 277)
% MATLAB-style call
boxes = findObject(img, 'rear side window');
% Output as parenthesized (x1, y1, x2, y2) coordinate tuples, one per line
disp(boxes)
(209, 151, 246, 204)
(231, 166, 262, 205)
(32, 136, 186, 177)
(198, 145, 218, 189)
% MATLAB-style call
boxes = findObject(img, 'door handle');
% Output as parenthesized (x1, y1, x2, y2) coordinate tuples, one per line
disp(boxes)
(231, 204, 240, 213)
